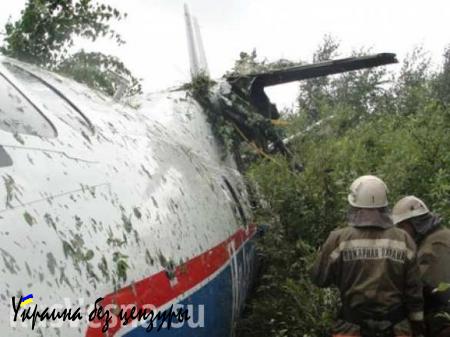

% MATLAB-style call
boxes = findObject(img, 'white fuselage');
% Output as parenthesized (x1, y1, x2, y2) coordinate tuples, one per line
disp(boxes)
(0, 57, 256, 337)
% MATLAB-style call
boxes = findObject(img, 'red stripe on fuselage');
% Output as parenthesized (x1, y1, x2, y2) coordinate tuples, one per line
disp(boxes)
(85, 225, 257, 337)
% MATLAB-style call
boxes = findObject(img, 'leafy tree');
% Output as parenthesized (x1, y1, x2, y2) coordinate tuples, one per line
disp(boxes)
(297, 36, 392, 127)
(1, 0, 141, 96)
(297, 35, 340, 124)
(432, 46, 450, 106)
(394, 46, 432, 115)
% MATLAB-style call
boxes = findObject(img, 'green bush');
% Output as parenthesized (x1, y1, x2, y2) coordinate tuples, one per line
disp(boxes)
(236, 223, 338, 337)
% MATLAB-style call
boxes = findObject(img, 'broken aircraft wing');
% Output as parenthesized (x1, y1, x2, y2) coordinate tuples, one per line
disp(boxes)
(227, 53, 398, 87)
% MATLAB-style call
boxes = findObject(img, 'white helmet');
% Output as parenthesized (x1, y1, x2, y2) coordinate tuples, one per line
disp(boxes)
(348, 175, 388, 208)
(392, 196, 430, 225)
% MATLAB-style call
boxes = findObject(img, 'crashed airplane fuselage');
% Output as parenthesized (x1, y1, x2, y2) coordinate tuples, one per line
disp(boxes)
(0, 56, 257, 337)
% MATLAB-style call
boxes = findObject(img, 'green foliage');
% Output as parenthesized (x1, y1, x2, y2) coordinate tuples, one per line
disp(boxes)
(1, 0, 124, 66)
(435, 283, 450, 293)
(187, 72, 278, 158)
(1, 0, 141, 96)
(227, 49, 300, 77)
(236, 225, 337, 337)
(298, 36, 391, 125)
(238, 39, 450, 337)
(189, 72, 216, 103)
(435, 283, 450, 321)
(192, 51, 300, 160)
(394, 47, 433, 115)
(57, 50, 142, 96)
(297, 35, 339, 123)
(188, 73, 240, 153)
(432, 46, 450, 106)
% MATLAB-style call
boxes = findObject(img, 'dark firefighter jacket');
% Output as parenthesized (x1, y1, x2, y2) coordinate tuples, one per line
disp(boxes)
(418, 226, 450, 337)
(312, 222, 424, 336)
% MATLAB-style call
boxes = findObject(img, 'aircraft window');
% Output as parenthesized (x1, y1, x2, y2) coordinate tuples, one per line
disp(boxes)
(223, 177, 247, 226)
(3, 63, 93, 134)
(0, 74, 56, 138)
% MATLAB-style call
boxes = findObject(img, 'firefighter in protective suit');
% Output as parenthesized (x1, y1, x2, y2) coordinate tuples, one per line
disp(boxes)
(393, 196, 450, 337)
(312, 175, 424, 337)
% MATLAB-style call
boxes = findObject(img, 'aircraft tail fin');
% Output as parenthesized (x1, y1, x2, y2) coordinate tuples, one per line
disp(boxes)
(193, 17, 209, 76)
(184, 4, 209, 79)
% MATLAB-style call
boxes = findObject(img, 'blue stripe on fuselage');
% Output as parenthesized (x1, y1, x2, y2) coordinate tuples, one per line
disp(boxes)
(122, 237, 256, 337)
